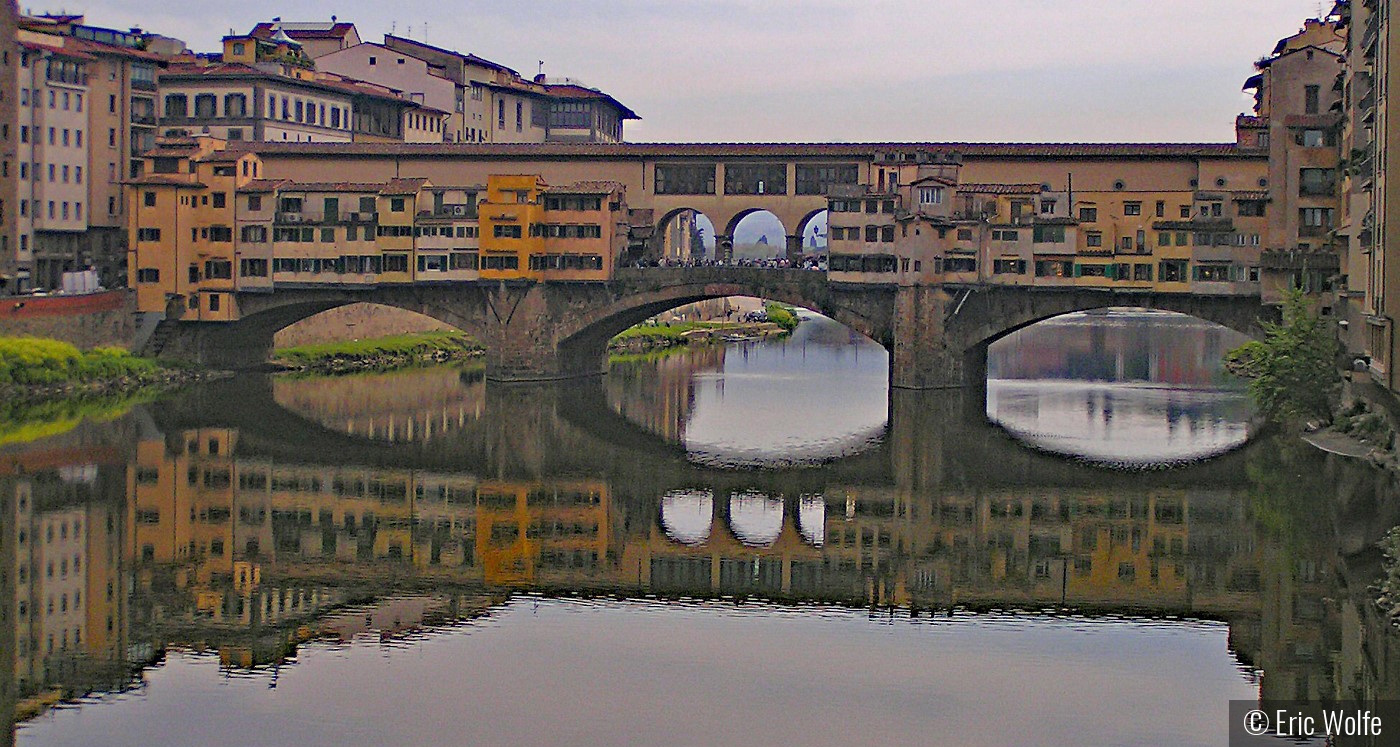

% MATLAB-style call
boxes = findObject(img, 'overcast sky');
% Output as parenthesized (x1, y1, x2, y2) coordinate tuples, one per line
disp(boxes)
(63, 0, 1326, 143)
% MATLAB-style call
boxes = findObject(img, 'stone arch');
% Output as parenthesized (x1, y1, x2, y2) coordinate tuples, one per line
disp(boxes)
(794, 208, 828, 243)
(554, 268, 896, 375)
(652, 207, 717, 261)
(156, 286, 498, 369)
(947, 287, 1270, 353)
(904, 285, 1273, 390)
(724, 207, 788, 239)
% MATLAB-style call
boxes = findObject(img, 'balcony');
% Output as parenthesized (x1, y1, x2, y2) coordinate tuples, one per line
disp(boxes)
(275, 211, 378, 225)
(131, 112, 157, 126)
(423, 204, 478, 220)
(131, 78, 156, 92)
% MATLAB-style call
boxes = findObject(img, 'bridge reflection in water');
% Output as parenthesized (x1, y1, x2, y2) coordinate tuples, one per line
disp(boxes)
(5, 361, 1400, 742)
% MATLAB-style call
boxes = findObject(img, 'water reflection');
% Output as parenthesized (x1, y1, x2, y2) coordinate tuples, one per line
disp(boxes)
(607, 313, 889, 467)
(987, 310, 1254, 465)
(3, 313, 1399, 746)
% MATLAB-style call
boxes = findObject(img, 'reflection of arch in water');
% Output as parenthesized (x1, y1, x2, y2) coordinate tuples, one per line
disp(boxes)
(660, 490, 715, 546)
(797, 494, 825, 546)
(271, 367, 486, 444)
(728, 491, 784, 547)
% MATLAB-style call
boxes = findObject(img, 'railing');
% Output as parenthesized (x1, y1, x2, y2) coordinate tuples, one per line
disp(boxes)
(131, 78, 156, 91)
(427, 205, 479, 219)
(275, 211, 379, 224)
(131, 113, 157, 126)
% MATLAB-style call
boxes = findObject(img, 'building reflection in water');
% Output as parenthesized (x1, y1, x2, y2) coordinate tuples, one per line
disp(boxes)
(987, 310, 1255, 465)
(4, 359, 1400, 741)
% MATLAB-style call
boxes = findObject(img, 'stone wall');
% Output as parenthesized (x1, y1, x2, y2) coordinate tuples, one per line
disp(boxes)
(272, 302, 455, 348)
(0, 290, 134, 349)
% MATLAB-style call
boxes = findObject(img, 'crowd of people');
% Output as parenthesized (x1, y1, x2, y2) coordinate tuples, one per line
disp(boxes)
(629, 256, 828, 271)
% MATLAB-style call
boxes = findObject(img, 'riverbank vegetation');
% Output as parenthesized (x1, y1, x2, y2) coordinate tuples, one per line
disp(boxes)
(1224, 289, 1340, 424)
(272, 330, 483, 374)
(764, 303, 799, 331)
(0, 336, 206, 403)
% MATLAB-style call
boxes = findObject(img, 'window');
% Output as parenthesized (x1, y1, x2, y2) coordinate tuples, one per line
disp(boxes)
(880, 225, 895, 242)
(991, 229, 1019, 241)
(516, 101, 523, 132)
(919, 186, 944, 205)
(723, 163, 787, 195)
(1078, 207, 1097, 222)
(211, 192, 226, 208)
(390, 198, 406, 212)
(1032, 225, 1065, 243)
(1299, 207, 1335, 234)
(225, 93, 247, 118)
(1238, 200, 1266, 217)
(136, 268, 160, 282)
(795, 164, 858, 195)
(144, 191, 156, 207)
(1123, 202, 1141, 216)
(1158, 259, 1188, 282)
(137, 228, 161, 241)
(1299, 168, 1336, 196)
(194, 94, 216, 118)
(240, 225, 267, 242)
(956, 228, 974, 241)
(1193, 264, 1232, 282)
(383, 254, 409, 272)
(1035, 259, 1073, 277)
(208, 294, 221, 312)
(204, 260, 232, 278)
(1086, 231, 1103, 247)
(493, 224, 523, 239)
(483, 254, 520, 270)
(654, 164, 716, 195)
(1304, 84, 1320, 114)
(993, 258, 1026, 274)
(164, 94, 187, 118)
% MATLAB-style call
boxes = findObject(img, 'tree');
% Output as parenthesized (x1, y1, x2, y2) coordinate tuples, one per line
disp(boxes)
(1226, 288, 1340, 423)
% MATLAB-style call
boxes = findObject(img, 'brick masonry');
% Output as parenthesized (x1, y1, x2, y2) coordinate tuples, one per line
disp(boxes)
(0, 290, 135, 349)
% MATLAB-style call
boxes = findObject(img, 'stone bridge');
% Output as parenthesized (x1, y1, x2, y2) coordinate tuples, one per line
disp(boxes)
(153, 268, 1273, 389)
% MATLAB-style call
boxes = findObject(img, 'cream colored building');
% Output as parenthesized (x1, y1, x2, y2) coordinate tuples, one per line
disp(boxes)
(15, 35, 90, 291)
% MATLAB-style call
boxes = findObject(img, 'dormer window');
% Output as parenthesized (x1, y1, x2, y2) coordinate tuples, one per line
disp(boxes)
(919, 186, 944, 205)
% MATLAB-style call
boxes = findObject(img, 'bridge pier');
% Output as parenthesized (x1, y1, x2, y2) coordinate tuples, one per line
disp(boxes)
(716, 234, 734, 263)
(785, 235, 803, 263)
(890, 286, 981, 390)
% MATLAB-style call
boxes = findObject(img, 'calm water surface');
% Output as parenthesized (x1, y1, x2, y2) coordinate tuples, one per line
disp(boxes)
(6, 310, 1400, 747)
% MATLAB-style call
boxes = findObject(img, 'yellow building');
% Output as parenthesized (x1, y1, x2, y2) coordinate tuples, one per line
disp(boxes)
(127, 137, 631, 320)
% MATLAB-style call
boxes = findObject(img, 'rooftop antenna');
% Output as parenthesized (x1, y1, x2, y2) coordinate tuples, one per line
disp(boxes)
(537, 60, 544, 77)
(423, 22, 427, 43)
(390, 20, 396, 35)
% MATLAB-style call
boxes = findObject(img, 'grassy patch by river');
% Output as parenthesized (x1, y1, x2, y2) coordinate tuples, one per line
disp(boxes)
(272, 330, 484, 373)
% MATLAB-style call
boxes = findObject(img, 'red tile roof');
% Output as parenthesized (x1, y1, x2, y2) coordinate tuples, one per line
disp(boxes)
(381, 177, 429, 194)
(18, 39, 96, 60)
(545, 180, 624, 194)
(956, 183, 1045, 194)
(237, 179, 291, 193)
(250, 22, 358, 41)
(126, 175, 207, 188)
(277, 182, 388, 193)
(230, 142, 1265, 160)
(66, 37, 165, 61)
(539, 83, 640, 120)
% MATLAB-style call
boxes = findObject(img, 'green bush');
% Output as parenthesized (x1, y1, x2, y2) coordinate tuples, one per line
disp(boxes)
(764, 303, 799, 331)
(0, 337, 160, 387)
(1225, 289, 1339, 423)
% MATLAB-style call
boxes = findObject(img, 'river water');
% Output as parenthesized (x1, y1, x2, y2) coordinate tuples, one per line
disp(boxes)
(5, 310, 1400, 747)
